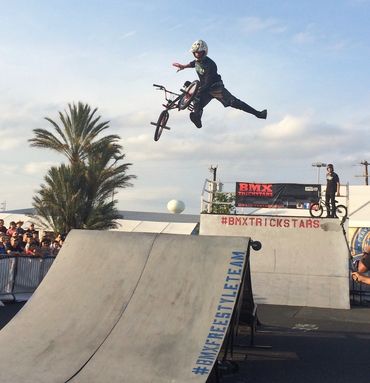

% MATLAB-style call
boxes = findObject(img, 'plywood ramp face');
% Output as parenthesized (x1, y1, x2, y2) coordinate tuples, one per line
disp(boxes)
(0, 230, 155, 383)
(0, 231, 250, 383)
(200, 214, 350, 309)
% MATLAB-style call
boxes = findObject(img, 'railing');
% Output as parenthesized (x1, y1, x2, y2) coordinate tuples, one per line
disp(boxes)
(201, 178, 233, 213)
(0, 255, 56, 302)
(200, 178, 350, 215)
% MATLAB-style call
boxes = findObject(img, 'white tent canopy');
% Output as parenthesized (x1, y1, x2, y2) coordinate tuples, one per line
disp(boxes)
(348, 185, 370, 227)
(0, 214, 39, 230)
(0, 214, 198, 235)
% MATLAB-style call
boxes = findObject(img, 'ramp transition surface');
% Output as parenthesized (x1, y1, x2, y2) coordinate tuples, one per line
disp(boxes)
(200, 214, 350, 309)
(0, 231, 250, 383)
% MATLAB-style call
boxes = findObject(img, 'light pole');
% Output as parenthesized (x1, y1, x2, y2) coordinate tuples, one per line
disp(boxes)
(312, 162, 327, 184)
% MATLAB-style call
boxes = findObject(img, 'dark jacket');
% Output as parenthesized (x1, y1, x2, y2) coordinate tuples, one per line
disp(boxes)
(189, 56, 222, 93)
(326, 171, 339, 195)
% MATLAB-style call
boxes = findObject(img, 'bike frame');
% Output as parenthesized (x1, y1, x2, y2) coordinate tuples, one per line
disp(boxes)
(151, 80, 200, 141)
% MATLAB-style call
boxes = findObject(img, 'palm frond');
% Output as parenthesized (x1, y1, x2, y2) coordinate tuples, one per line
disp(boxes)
(30, 102, 136, 233)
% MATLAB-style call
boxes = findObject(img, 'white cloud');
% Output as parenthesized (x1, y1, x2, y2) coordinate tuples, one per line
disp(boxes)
(0, 164, 18, 175)
(167, 24, 183, 32)
(24, 161, 58, 175)
(120, 110, 154, 127)
(118, 185, 182, 203)
(292, 24, 352, 53)
(293, 24, 317, 44)
(259, 115, 307, 139)
(119, 31, 136, 40)
(0, 130, 22, 151)
(239, 17, 287, 35)
(116, 183, 190, 213)
(0, 102, 59, 151)
(327, 39, 350, 52)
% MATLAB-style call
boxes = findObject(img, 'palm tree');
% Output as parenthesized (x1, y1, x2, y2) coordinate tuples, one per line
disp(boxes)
(32, 164, 87, 233)
(29, 102, 120, 164)
(29, 102, 136, 232)
(32, 162, 128, 233)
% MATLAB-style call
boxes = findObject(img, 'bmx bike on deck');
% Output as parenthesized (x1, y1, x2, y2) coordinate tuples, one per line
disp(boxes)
(150, 80, 200, 141)
(309, 196, 348, 219)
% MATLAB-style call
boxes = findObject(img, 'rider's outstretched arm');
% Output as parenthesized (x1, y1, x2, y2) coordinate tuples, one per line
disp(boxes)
(172, 62, 192, 72)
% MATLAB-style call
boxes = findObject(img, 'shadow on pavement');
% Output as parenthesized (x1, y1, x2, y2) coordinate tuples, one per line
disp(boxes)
(220, 304, 370, 383)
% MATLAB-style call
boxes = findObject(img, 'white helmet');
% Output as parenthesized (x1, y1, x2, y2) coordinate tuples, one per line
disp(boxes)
(190, 39, 208, 56)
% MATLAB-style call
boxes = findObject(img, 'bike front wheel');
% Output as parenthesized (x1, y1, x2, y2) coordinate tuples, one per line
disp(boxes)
(309, 203, 324, 218)
(335, 204, 348, 219)
(178, 80, 200, 110)
(154, 110, 169, 141)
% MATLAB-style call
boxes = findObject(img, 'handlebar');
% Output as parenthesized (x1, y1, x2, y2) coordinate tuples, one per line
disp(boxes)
(153, 83, 181, 100)
(153, 84, 165, 90)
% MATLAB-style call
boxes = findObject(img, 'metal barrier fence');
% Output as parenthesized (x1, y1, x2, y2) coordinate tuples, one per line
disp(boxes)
(0, 255, 56, 302)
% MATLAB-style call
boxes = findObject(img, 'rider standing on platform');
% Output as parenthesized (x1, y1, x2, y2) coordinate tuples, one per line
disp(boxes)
(173, 39, 267, 129)
(325, 164, 340, 218)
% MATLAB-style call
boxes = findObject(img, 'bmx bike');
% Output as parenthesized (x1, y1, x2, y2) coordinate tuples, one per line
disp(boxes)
(309, 197, 348, 219)
(150, 80, 200, 141)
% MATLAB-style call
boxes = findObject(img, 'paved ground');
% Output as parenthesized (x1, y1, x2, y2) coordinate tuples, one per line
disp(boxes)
(1, 302, 370, 382)
(221, 304, 370, 383)
(0, 302, 25, 330)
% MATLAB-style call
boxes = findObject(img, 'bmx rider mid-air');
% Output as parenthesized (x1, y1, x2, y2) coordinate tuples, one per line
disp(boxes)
(173, 39, 267, 129)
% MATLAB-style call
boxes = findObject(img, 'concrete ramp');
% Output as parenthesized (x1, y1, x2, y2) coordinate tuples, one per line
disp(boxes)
(0, 231, 250, 383)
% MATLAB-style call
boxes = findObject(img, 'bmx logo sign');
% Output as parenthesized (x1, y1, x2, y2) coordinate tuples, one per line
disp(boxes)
(191, 251, 246, 377)
(235, 182, 321, 209)
(237, 182, 273, 197)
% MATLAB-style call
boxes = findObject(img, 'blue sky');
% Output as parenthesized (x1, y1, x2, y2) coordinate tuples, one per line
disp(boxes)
(0, 0, 369, 214)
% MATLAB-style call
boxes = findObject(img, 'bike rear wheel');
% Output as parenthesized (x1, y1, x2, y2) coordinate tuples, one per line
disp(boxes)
(154, 110, 169, 141)
(335, 204, 348, 219)
(309, 202, 324, 218)
(178, 80, 200, 110)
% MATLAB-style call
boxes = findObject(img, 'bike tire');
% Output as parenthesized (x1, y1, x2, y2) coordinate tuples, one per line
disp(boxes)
(154, 110, 169, 141)
(309, 203, 324, 218)
(178, 80, 200, 110)
(335, 204, 348, 219)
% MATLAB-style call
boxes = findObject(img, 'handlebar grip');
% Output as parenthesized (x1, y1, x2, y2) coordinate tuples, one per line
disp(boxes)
(153, 84, 162, 88)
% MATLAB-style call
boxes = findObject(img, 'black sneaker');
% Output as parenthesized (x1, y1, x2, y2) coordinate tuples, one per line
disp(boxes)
(190, 112, 202, 128)
(257, 109, 267, 119)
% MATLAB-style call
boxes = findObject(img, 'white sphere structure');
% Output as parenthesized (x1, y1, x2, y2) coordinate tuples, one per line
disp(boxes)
(167, 199, 185, 214)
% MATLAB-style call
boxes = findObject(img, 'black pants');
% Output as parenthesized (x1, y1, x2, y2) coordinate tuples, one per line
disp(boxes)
(325, 192, 336, 217)
(192, 82, 261, 118)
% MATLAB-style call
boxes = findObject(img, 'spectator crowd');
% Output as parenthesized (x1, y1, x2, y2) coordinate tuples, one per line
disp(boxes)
(0, 219, 64, 257)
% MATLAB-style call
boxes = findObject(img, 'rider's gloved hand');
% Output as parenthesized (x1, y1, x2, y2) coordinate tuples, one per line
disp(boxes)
(172, 63, 184, 72)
